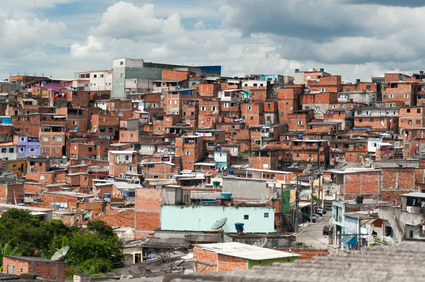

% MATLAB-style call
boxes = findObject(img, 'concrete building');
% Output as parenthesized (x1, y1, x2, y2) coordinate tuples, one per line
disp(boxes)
(111, 58, 221, 98)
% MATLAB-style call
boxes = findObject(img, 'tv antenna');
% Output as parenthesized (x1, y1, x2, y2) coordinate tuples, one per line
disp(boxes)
(211, 217, 227, 230)
(51, 246, 70, 261)
(253, 238, 267, 247)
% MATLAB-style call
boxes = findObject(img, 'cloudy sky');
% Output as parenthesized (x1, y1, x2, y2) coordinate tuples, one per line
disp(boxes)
(1, 0, 425, 82)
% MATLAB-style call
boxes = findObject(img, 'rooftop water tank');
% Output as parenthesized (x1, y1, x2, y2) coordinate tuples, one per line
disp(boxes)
(221, 192, 232, 199)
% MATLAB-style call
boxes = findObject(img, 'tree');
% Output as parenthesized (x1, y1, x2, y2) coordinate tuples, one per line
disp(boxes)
(87, 220, 115, 239)
(0, 209, 124, 276)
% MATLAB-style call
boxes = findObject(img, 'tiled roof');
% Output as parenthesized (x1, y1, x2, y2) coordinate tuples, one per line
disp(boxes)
(165, 241, 425, 281)
(90, 208, 134, 227)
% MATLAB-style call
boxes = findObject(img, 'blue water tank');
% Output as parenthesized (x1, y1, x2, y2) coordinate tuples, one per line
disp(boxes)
(298, 135, 303, 139)
(295, 69, 299, 73)
(235, 223, 244, 230)
(399, 77, 403, 81)
(105, 193, 111, 198)
(213, 181, 221, 187)
(221, 192, 232, 199)
(228, 170, 234, 175)
(421, 71, 424, 74)
(202, 200, 215, 204)
(320, 68, 324, 72)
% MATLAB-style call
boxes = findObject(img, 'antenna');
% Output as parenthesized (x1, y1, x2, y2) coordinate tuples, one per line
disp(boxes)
(211, 217, 227, 230)
(51, 246, 70, 261)
(253, 238, 267, 247)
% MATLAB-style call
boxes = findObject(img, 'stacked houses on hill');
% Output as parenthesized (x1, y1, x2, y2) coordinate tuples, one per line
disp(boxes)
(2, 59, 425, 259)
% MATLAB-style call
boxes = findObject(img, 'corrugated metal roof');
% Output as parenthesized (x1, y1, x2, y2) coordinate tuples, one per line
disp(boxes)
(196, 242, 298, 260)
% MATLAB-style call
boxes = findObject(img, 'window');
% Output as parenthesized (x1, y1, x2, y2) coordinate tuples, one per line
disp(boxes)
(407, 109, 410, 113)
(109, 127, 113, 132)
(29, 148, 36, 153)
(248, 106, 252, 111)
(267, 103, 271, 108)
(57, 137, 62, 142)
(1, 148, 6, 153)
(100, 127, 105, 132)
(19, 137, 25, 142)
(93, 74, 97, 78)
(264, 213, 269, 218)
(417, 120, 421, 125)
(9, 148, 14, 153)
(19, 147, 24, 153)
(389, 94, 394, 99)
(211, 106, 216, 111)
(404, 94, 409, 98)
(250, 117, 254, 120)
(408, 120, 412, 124)
(298, 121, 303, 125)
(370, 118, 374, 123)
(244, 215, 249, 220)
(200, 106, 206, 111)
(185, 151, 190, 156)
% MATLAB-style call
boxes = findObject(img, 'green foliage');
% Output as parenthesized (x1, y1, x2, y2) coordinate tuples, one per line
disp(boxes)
(240, 149, 252, 156)
(87, 220, 115, 239)
(374, 237, 389, 245)
(295, 241, 305, 246)
(0, 209, 124, 277)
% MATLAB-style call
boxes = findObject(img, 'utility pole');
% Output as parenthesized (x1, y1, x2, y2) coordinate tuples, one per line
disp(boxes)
(294, 174, 300, 233)
(310, 174, 314, 223)
(280, 183, 284, 233)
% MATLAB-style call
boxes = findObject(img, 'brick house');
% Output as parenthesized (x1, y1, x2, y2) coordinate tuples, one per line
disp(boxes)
(193, 242, 298, 273)
(277, 87, 303, 123)
(382, 73, 415, 106)
(3, 256, 65, 281)
(108, 150, 138, 177)
(329, 168, 381, 200)
(287, 110, 314, 132)
(175, 136, 204, 171)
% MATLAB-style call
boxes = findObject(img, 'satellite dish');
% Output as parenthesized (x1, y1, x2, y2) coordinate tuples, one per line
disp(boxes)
(51, 246, 70, 261)
(211, 218, 227, 230)
(253, 238, 267, 247)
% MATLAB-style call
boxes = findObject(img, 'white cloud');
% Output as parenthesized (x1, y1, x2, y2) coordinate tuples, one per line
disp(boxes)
(0, 18, 66, 57)
(93, 2, 183, 41)
(194, 21, 205, 30)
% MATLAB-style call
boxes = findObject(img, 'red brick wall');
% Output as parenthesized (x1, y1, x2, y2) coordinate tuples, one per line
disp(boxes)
(162, 69, 188, 80)
(193, 246, 218, 273)
(3, 257, 64, 281)
(135, 188, 162, 235)
(218, 254, 247, 272)
(342, 171, 380, 196)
